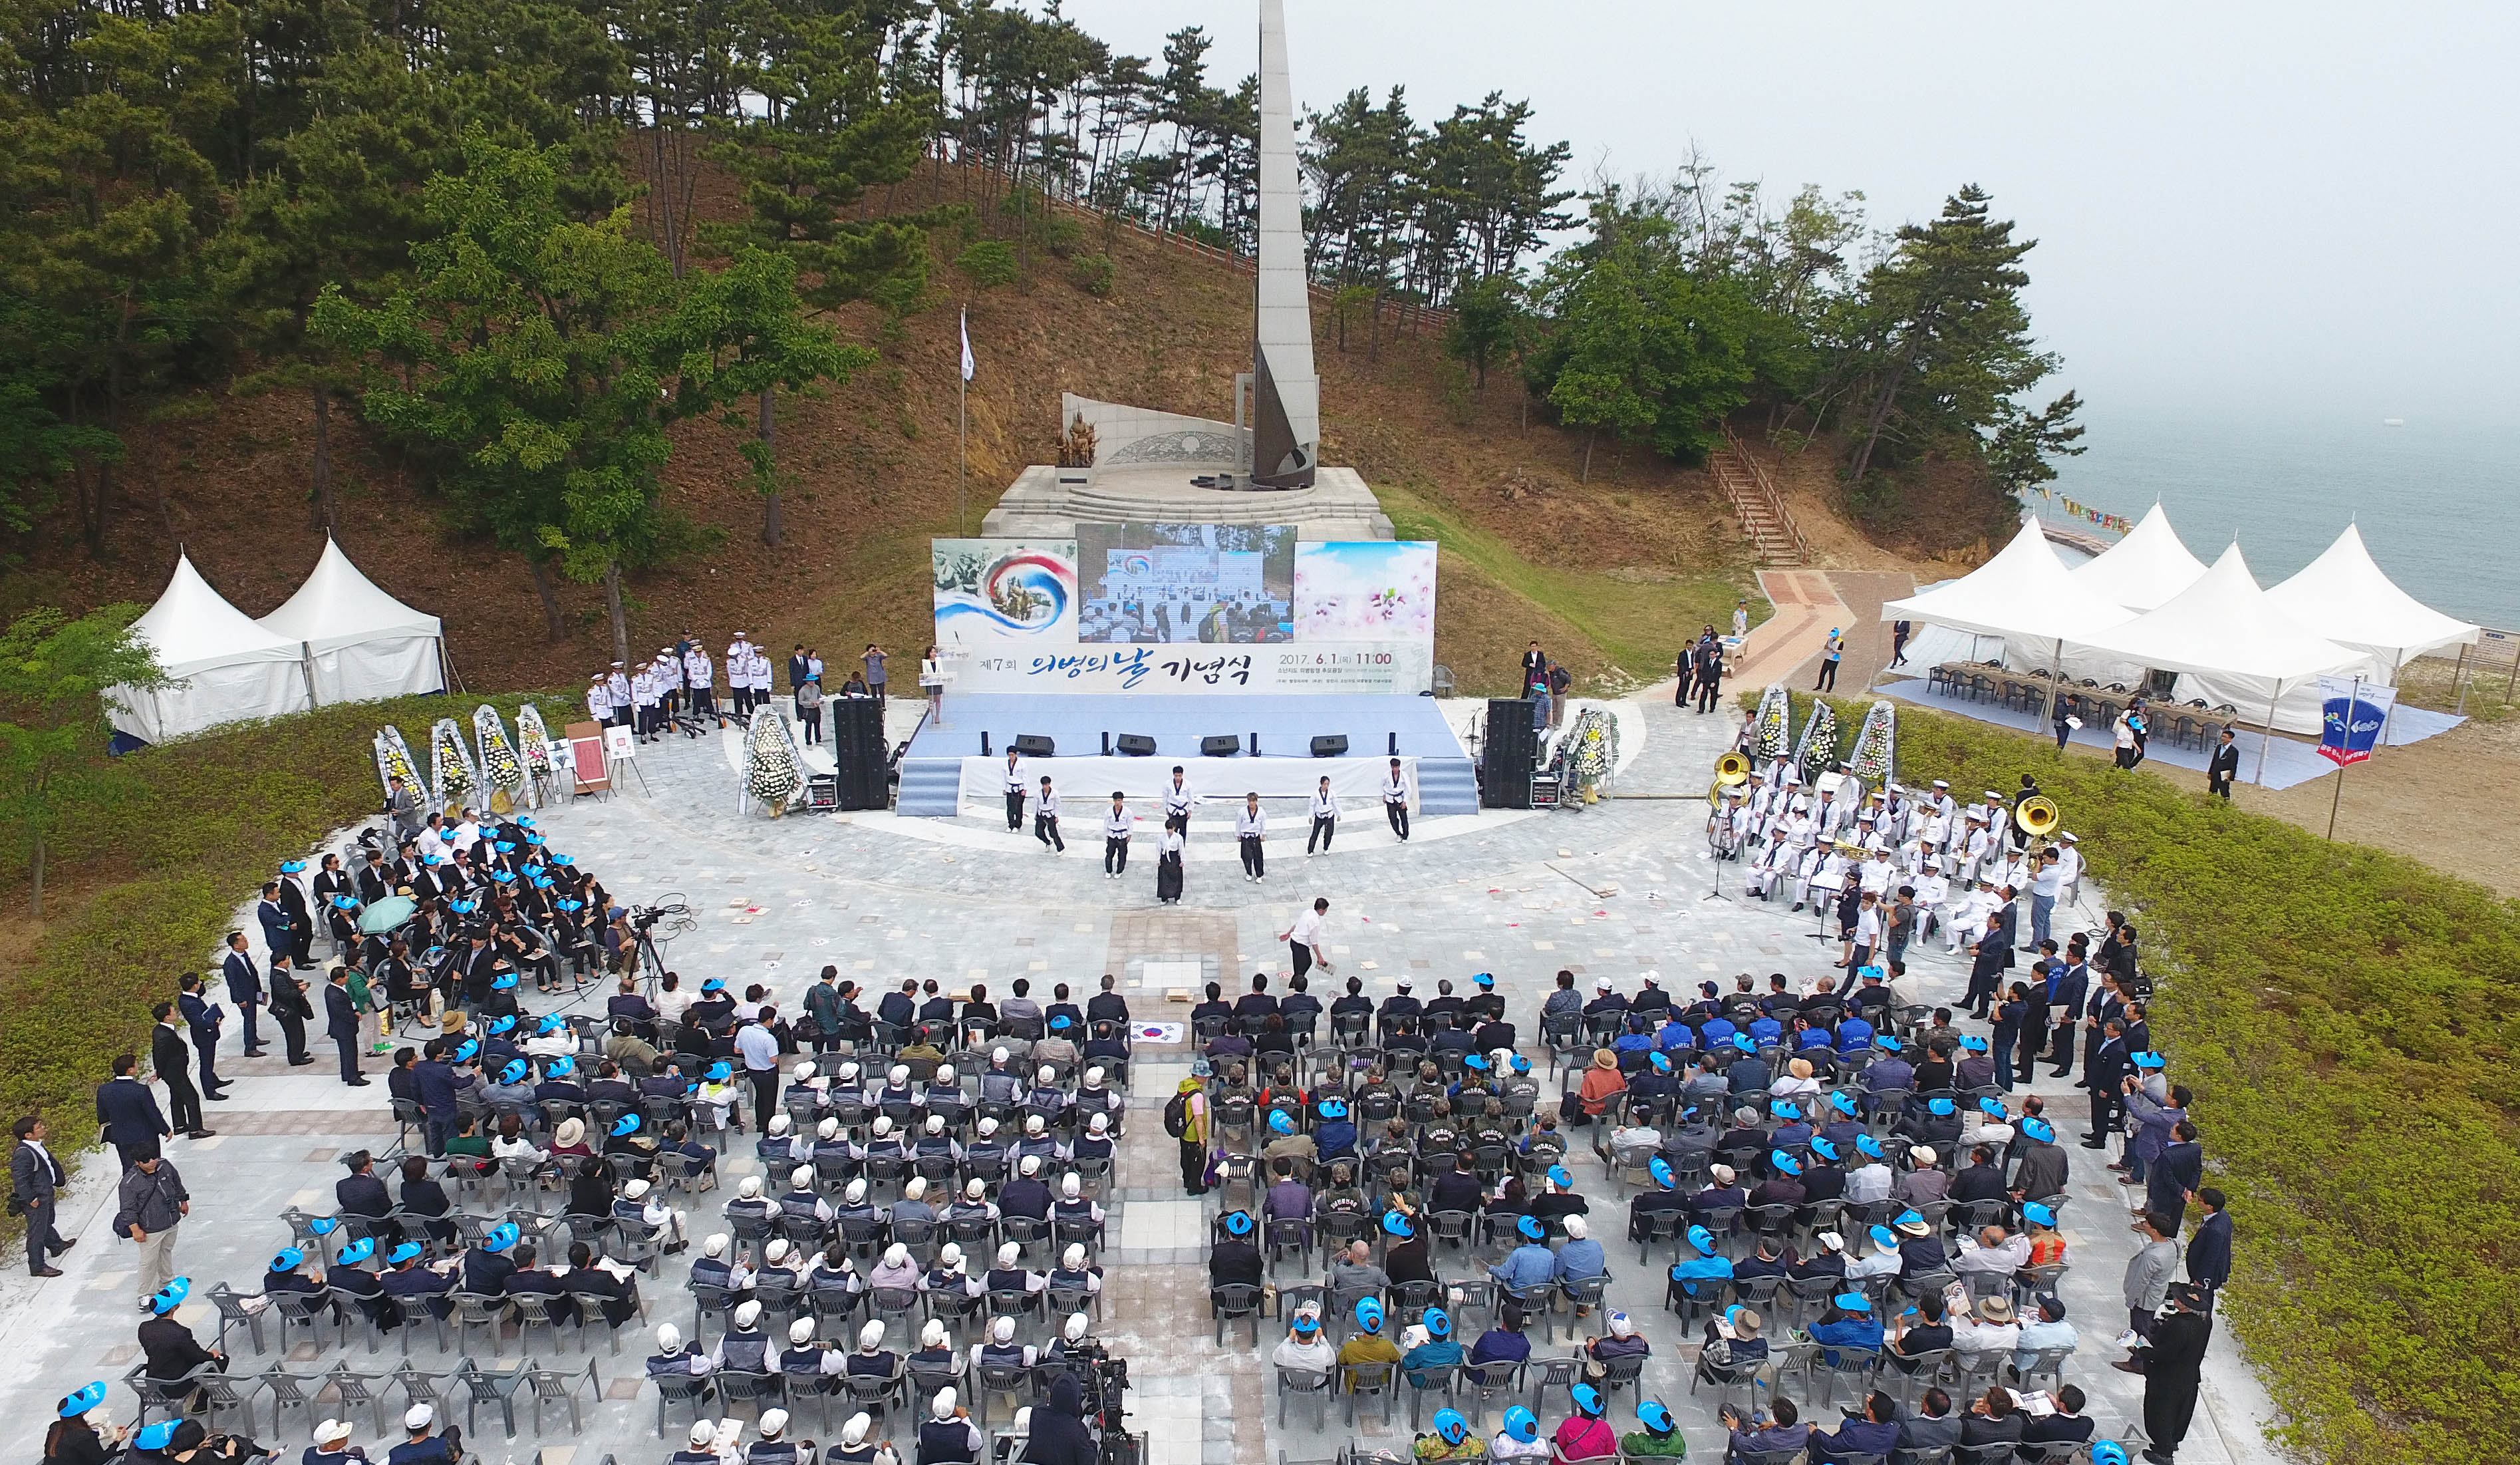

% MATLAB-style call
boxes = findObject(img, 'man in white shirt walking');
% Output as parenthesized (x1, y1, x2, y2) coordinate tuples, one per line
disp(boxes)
(1163, 767, 1195, 834)
(1381, 758, 1411, 841)
(1279, 897, 1330, 982)
(1306, 776, 1338, 854)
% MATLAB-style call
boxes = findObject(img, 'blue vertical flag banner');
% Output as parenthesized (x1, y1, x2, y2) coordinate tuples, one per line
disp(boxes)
(2315, 676, 2396, 766)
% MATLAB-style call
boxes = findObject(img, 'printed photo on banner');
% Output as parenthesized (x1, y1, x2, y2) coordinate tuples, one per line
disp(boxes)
(1073, 522, 1296, 645)
(1293, 540, 1438, 642)
(932, 538, 1077, 648)
(2316, 675, 2397, 766)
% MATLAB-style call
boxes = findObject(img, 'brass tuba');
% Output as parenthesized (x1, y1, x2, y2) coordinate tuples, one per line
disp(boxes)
(2017, 794, 2061, 841)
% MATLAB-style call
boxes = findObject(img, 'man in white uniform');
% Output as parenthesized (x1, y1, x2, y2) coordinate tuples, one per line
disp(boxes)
(604, 663, 633, 730)
(1000, 752, 1026, 832)
(1162, 766, 1195, 834)
(1033, 776, 1064, 854)
(726, 633, 757, 716)
(682, 644, 716, 724)
(1101, 793, 1131, 879)
(587, 672, 613, 728)
(1381, 758, 1411, 841)
(1306, 776, 1338, 854)
(1236, 792, 1266, 882)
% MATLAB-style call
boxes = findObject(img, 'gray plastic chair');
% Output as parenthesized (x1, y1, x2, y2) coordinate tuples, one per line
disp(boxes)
(454, 1355, 530, 1438)
(652, 1369, 714, 1438)
(1274, 1365, 1333, 1430)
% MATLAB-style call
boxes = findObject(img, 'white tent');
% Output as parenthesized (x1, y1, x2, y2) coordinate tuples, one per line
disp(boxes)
(1880, 520, 2136, 715)
(257, 537, 447, 703)
(2073, 543, 2376, 742)
(2263, 522, 2479, 676)
(2068, 502, 2207, 613)
(106, 552, 314, 743)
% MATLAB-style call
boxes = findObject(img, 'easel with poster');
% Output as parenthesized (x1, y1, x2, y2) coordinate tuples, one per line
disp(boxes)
(603, 723, 651, 796)
(563, 721, 613, 799)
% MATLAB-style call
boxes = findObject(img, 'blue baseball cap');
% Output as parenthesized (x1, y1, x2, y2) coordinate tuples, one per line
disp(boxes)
(702, 977, 726, 993)
(2021, 1117, 2056, 1143)
(1874, 1033, 1901, 1052)
(1382, 1210, 1415, 1239)
(501, 1060, 529, 1084)
(2092, 1444, 2128, 1465)
(1474, 973, 1495, 989)
(1425, 1307, 1452, 1338)
(1318, 1098, 1348, 1120)
(2132, 1051, 2166, 1069)
(1435, 1406, 1470, 1443)
(449, 899, 476, 914)
(1354, 1296, 1383, 1331)
(1636, 1400, 1676, 1436)
(537, 1014, 565, 1034)
(136, 1422, 179, 1452)
(2023, 1203, 2057, 1227)
(1503, 1406, 1538, 1443)
(454, 1040, 480, 1062)
(1516, 1215, 1548, 1243)
(1868, 1225, 1899, 1250)
(548, 1055, 575, 1077)
(1546, 1164, 1572, 1190)
(1222, 1210, 1254, 1236)
(271, 1247, 305, 1272)
(1834, 1292, 1874, 1313)
(611, 1114, 641, 1137)
(1511, 1055, 1531, 1074)
(387, 1243, 424, 1265)
(308, 1216, 339, 1235)
(1927, 1097, 1957, 1116)
(1269, 1111, 1294, 1135)
(1050, 1014, 1073, 1031)
(487, 1016, 517, 1035)
(1809, 1136, 1839, 1162)
(333, 894, 358, 909)
(555, 898, 583, 912)
(491, 973, 517, 991)
(1959, 1034, 1989, 1053)
(1464, 1053, 1490, 1071)
(1770, 1150, 1802, 1176)
(279, 860, 307, 874)
(1770, 1100, 1800, 1120)
(1649, 1052, 1671, 1074)
(337, 1238, 375, 1266)
(494, 841, 516, 853)
(1855, 1134, 1885, 1159)
(1829, 1091, 1858, 1116)
(1649, 1157, 1676, 1190)
(706, 1062, 733, 1082)
(1686, 1224, 1717, 1256)
(1731, 1033, 1754, 1053)
(58, 1381, 108, 1418)
(1979, 1096, 2009, 1118)
(489, 870, 515, 884)
(484, 1222, 520, 1253)
(1571, 1383, 1604, 1417)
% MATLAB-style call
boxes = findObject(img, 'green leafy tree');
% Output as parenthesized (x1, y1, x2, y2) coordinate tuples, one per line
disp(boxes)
(0, 604, 166, 919)
(1985, 389, 2087, 502)
(313, 131, 717, 661)
(1445, 271, 1526, 390)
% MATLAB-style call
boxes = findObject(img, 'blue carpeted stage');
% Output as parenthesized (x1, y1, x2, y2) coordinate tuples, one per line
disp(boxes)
(895, 692, 1478, 817)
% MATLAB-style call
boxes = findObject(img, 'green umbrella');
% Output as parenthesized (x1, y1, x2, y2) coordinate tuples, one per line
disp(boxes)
(357, 895, 418, 934)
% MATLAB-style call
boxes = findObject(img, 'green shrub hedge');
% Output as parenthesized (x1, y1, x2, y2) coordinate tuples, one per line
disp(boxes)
(1760, 689, 2520, 1464)
(0, 694, 575, 1144)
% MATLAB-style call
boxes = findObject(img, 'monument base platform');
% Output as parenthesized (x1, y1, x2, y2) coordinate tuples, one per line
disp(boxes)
(980, 463, 1393, 541)
(896, 692, 1475, 818)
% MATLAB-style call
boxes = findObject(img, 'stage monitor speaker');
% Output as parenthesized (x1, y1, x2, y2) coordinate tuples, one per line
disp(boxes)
(830, 698, 889, 810)
(1115, 733, 1158, 757)
(1310, 734, 1349, 757)
(1010, 733, 1055, 758)
(1482, 697, 1538, 810)
(1200, 734, 1242, 757)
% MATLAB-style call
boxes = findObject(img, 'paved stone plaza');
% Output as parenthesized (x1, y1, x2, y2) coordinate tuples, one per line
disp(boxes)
(0, 688, 2285, 1465)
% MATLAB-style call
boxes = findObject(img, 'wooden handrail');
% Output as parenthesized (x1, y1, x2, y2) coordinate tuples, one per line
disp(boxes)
(1718, 424, 1808, 564)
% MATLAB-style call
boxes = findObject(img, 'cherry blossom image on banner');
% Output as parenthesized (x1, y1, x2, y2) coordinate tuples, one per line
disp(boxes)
(1292, 540, 1439, 643)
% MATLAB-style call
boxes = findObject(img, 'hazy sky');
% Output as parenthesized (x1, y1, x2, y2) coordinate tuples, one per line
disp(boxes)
(1054, 1, 2520, 428)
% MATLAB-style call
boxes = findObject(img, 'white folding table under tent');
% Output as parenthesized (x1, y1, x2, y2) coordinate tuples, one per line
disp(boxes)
(1880, 520, 2136, 716)
(2072, 544, 2376, 765)
(256, 536, 448, 704)
(2068, 502, 2207, 613)
(2262, 522, 2479, 681)
(106, 551, 315, 743)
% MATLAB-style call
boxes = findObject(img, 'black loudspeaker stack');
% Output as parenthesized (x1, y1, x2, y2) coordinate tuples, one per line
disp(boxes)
(830, 698, 889, 810)
(1115, 733, 1157, 756)
(1310, 734, 1349, 757)
(1010, 733, 1056, 757)
(1200, 734, 1242, 757)
(1481, 698, 1538, 809)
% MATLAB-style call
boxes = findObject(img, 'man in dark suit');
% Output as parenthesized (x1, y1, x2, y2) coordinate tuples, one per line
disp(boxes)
(1521, 641, 1547, 697)
(269, 965, 314, 1066)
(2082, 1021, 2133, 1148)
(221, 931, 267, 1058)
(1693, 637, 1726, 715)
(11, 1114, 72, 1276)
(2042, 947, 2090, 1078)
(174, 977, 227, 1100)
(275, 862, 316, 967)
(1963, 914, 2011, 1019)
(96, 1053, 176, 1162)
(150, 1004, 206, 1134)
(2185, 1188, 2232, 1309)
(326, 969, 369, 1086)
(2206, 728, 2240, 798)
(255, 884, 293, 979)
(2148, 1121, 2205, 1232)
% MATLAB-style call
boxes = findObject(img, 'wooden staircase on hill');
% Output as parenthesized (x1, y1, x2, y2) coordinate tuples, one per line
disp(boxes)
(1714, 425, 1808, 565)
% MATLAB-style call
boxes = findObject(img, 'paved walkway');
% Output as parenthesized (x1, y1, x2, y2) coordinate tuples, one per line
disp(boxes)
(1737, 570, 1919, 697)
(0, 686, 2280, 1465)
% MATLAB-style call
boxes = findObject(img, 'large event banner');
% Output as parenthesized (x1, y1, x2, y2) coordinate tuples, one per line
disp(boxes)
(936, 528, 1436, 694)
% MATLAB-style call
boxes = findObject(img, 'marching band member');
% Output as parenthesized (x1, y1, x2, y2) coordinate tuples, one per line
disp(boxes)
(603, 663, 632, 729)
(682, 642, 716, 723)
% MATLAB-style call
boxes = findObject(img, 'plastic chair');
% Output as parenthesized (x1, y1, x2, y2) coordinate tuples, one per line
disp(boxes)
(1452, 1359, 1524, 1427)
(453, 1355, 530, 1438)
(1275, 1365, 1334, 1430)
(1210, 1283, 1264, 1346)
(1814, 1344, 1882, 1409)
(652, 1369, 715, 1438)
(267, 1288, 337, 1353)
(716, 1367, 783, 1422)
(527, 1359, 601, 1433)
(447, 1292, 508, 1355)
(321, 1362, 392, 1437)
(1403, 1359, 1457, 1430)
(972, 1361, 1036, 1430)
(391, 1291, 451, 1353)
(208, 1281, 269, 1357)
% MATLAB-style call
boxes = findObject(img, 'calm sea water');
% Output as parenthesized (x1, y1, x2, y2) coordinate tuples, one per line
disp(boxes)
(2043, 413, 2520, 631)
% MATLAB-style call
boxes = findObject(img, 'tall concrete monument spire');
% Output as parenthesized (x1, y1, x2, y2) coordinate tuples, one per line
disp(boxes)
(1250, 0, 1320, 488)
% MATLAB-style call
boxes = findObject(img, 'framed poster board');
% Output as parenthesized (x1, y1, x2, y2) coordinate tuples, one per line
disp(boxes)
(564, 720, 612, 795)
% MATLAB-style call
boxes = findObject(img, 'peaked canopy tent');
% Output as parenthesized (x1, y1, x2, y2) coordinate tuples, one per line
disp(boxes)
(257, 536, 447, 703)
(2263, 522, 2479, 676)
(1880, 520, 2136, 719)
(2074, 544, 2374, 764)
(2068, 502, 2207, 613)
(106, 552, 314, 743)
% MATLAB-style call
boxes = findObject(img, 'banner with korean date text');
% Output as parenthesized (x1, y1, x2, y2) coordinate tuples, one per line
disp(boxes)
(946, 641, 1433, 695)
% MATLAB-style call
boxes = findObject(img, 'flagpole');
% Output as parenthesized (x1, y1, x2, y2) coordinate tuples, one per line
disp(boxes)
(2325, 675, 2358, 842)
(957, 305, 969, 538)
